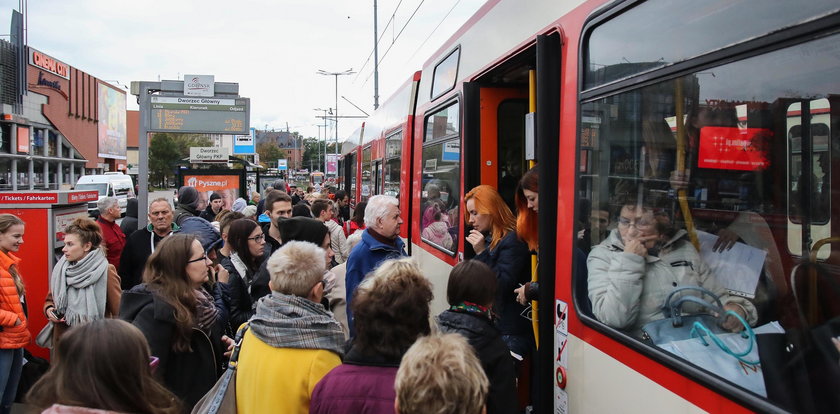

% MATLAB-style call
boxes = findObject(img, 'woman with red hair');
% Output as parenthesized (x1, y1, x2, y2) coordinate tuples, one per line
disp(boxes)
(464, 185, 533, 358)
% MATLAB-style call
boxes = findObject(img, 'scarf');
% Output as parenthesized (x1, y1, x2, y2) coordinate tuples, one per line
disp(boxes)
(229, 253, 251, 292)
(194, 288, 219, 334)
(50, 248, 109, 326)
(250, 291, 345, 357)
(449, 301, 494, 321)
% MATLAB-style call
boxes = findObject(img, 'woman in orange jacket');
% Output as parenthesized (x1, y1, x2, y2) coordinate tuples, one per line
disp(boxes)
(0, 214, 31, 414)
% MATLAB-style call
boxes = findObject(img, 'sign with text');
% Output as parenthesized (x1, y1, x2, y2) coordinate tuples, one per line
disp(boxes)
(16, 126, 29, 153)
(28, 48, 69, 79)
(0, 193, 58, 204)
(149, 96, 250, 134)
(278, 159, 288, 170)
(190, 147, 230, 163)
(234, 127, 256, 154)
(184, 74, 214, 97)
(698, 127, 770, 171)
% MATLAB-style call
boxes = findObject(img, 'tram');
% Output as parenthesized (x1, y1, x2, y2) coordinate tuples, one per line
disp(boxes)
(338, 0, 840, 412)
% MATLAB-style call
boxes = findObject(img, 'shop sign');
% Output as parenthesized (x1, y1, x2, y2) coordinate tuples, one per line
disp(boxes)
(184, 74, 214, 97)
(29, 48, 70, 79)
(36, 72, 62, 91)
(0, 193, 58, 204)
(68, 191, 99, 203)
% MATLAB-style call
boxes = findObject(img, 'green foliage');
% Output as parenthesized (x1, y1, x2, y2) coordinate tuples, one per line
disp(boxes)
(148, 133, 213, 186)
(256, 142, 287, 167)
(300, 137, 339, 172)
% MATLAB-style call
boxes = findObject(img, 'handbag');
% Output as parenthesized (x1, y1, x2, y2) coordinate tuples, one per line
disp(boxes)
(641, 286, 726, 345)
(191, 323, 250, 414)
(658, 313, 774, 397)
(757, 237, 840, 413)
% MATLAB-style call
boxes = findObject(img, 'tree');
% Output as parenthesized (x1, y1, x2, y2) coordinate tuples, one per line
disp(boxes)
(148, 133, 213, 187)
(256, 142, 287, 168)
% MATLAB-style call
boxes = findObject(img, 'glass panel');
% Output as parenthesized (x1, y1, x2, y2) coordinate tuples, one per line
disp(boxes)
(384, 131, 403, 199)
(348, 152, 357, 202)
(420, 137, 460, 254)
(578, 33, 839, 402)
(585, 0, 840, 89)
(425, 103, 459, 142)
(360, 147, 373, 202)
(75, 183, 108, 196)
(432, 48, 460, 99)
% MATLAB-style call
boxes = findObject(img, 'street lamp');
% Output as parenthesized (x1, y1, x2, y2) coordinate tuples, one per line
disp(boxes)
(317, 69, 355, 178)
(314, 108, 332, 173)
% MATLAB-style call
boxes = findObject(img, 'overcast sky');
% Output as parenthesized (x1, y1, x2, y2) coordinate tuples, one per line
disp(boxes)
(1, 0, 484, 140)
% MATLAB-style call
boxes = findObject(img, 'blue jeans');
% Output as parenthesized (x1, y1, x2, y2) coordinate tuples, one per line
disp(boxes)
(0, 348, 23, 414)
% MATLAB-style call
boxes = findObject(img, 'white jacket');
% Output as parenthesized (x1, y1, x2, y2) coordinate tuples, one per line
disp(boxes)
(325, 219, 349, 264)
(587, 229, 757, 338)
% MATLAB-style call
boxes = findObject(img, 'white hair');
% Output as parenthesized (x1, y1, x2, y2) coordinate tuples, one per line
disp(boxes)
(97, 197, 118, 213)
(266, 241, 326, 297)
(364, 195, 398, 228)
(345, 230, 363, 252)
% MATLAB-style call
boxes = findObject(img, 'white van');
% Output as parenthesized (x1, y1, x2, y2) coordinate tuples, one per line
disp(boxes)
(74, 173, 135, 216)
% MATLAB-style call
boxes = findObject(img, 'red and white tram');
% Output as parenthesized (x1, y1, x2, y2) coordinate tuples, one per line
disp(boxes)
(339, 0, 840, 412)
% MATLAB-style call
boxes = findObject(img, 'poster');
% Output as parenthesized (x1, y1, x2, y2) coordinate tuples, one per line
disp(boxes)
(97, 82, 127, 159)
(183, 174, 240, 211)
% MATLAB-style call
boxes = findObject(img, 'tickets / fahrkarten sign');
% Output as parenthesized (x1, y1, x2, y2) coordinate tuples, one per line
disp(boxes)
(190, 147, 230, 163)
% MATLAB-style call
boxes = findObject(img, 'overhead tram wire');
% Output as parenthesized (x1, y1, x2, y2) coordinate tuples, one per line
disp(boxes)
(358, 0, 428, 88)
(406, 0, 461, 62)
(354, 0, 406, 83)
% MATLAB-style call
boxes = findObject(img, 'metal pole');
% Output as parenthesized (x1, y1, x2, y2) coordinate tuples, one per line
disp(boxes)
(334, 75, 339, 178)
(373, 0, 380, 110)
(324, 109, 329, 173)
(137, 83, 151, 229)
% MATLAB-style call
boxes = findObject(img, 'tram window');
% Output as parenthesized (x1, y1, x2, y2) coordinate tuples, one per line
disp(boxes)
(384, 131, 402, 199)
(360, 146, 373, 202)
(585, 0, 840, 90)
(578, 32, 840, 402)
(431, 48, 460, 100)
(421, 102, 460, 254)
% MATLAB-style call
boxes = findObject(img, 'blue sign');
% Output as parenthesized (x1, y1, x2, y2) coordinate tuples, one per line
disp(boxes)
(233, 127, 256, 154)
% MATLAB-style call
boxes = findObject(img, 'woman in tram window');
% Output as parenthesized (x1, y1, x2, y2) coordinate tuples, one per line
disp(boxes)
(220, 218, 269, 331)
(26, 319, 181, 414)
(586, 191, 757, 338)
(0, 214, 30, 414)
(42, 217, 121, 347)
(464, 185, 533, 357)
(119, 234, 230, 409)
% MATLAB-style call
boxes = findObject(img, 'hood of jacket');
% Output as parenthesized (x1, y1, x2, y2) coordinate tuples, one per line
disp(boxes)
(125, 198, 138, 218)
(177, 216, 222, 252)
(436, 310, 499, 351)
(119, 284, 175, 324)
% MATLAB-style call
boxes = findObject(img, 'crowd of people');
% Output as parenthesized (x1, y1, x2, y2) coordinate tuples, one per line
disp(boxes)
(0, 166, 768, 413)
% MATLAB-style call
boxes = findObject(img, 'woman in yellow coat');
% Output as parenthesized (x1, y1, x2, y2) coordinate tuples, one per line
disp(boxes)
(235, 240, 345, 413)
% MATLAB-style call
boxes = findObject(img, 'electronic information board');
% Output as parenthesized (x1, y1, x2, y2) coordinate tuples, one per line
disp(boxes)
(149, 96, 250, 134)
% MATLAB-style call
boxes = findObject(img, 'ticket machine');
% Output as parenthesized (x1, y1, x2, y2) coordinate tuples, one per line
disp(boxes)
(0, 190, 98, 359)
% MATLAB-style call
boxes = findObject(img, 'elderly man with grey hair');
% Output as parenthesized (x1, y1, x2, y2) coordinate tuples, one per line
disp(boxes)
(344, 194, 406, 337)
(95, 196, 125, 268)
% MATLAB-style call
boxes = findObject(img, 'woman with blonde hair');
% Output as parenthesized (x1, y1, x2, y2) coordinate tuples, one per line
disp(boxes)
(42, 217, 121, 347)
(464, 185, 532, 357)
(0, 214, 29, 414)
(26, 319, 181, 413)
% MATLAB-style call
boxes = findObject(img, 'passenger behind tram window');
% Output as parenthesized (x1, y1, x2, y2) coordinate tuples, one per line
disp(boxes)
(586, 192, 758, 339)
(26, 319, 181, 414)
(421, 204, 454, 250)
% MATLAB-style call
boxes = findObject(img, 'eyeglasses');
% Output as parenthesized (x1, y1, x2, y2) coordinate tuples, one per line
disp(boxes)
(617, 216, 654, 230)
(247, 234, 266, 242)
(187, 254, 208, 264)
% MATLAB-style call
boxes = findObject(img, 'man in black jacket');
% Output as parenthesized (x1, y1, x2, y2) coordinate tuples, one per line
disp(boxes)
(119, 198, 179, 290)
(199, 192, 223, 222)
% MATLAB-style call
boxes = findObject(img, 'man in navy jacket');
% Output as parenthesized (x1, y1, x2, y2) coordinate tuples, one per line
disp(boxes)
(345, 195, 406, 336)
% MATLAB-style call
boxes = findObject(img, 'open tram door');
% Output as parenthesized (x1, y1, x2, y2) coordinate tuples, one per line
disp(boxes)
(461, 32, 562, 412)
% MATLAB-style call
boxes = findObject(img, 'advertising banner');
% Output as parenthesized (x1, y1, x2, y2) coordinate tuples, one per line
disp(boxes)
(97, 82, 127, 159)
(326, 154, 338, 175)
(183, 174, 240, 211)
(698, 127, 770, 171)
(278, 159, 288, 170)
